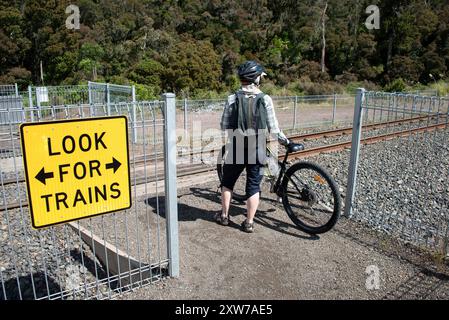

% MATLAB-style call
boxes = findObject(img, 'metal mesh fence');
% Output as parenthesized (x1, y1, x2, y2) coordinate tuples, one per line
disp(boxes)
(174, 94, 357, 160)
(407, 89, 439, 97)
(0, 101, 175, 300)
(0, 85, 23, 126)
(0, 85, 18, 97)
(177, 94, 356, 134)
(18, 82, 135, 110)
(0, 96, 25, 127)
(346, 90, 449, 254)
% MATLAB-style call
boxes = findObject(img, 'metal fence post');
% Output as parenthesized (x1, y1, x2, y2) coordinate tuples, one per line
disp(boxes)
(35, 87, 42, 120)
(293, 96, 298, 130)
(332, 93, 337, 125)
(132, 85, 137, 144)
(88, 81, 95, 116)
(344, 88, 365, 218)
(163, 93, 179, 278)
(28, 85, 34, 122)
(88, 81, 92, 105)
(16, 83, 25, 123)
(106, 83, 111, 116)
(183, 98, 188, 134)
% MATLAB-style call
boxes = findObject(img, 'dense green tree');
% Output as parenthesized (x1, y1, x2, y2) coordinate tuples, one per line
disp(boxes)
(162, 37, 222, 95)
(0, 0, 448, 94)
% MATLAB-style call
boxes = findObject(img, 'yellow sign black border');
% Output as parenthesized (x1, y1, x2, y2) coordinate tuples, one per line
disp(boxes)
(20, 116, 132, 229)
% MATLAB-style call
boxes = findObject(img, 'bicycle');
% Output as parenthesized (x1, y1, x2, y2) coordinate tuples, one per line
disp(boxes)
(217, 143, 342, 234)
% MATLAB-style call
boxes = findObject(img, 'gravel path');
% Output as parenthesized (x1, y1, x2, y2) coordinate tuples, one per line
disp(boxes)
(120, 127, 449, 300)
(119, 178, 449, 300)
(1, 125, 448, 300)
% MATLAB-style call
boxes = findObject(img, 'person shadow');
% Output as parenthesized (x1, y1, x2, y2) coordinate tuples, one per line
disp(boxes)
(144, 186, 319, 241)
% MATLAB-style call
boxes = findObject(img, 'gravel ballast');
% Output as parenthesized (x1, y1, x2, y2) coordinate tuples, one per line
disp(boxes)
(121, 128, 449, 300)
(1, 126, 448, 300)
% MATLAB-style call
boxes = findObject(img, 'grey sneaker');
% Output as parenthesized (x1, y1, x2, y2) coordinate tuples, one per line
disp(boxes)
(241, 220, 254, 233)
(215, 212, 229, 226)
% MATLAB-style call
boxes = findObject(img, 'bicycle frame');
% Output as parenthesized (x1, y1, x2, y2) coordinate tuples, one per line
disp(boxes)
(267, 146, 300, 198)
(268, 146, 331, 206)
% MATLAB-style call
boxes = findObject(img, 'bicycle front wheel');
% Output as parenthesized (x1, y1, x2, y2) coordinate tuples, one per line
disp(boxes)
(281, 161, 341, 234)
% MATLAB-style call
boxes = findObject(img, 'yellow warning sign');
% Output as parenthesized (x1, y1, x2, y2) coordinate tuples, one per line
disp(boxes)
(20, 116, 131, 229)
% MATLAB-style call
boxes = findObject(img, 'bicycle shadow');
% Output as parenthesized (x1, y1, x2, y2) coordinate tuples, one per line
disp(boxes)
(145, 186, 319, 240)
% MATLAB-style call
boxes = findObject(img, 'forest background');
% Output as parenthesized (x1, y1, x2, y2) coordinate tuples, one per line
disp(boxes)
(1, 0, 448, 99)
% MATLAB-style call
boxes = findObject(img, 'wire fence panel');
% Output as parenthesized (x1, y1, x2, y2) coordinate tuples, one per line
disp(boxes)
(345, 90, 449, 255)
(0, 85, 18, 97)
(407, 89, 439, 97)
(293, 94, 355, 129)
(177, 94, 357, 135)
(18, 82, 135, 110)
(0, 100, 177, 300)
(0, 96, 25, 127)
(174, 94, 357, 163)
(88, 82, 135, 105)
(0, 85, 23, 127)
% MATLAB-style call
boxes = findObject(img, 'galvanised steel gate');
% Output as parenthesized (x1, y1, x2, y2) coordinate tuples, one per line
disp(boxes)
(0, 84, 24, 126)
(345, 89, 449, 255)
(0, 94, 179, 300)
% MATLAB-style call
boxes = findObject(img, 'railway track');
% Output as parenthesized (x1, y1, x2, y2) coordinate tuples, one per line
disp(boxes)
(0, 115, 443, 188)
(1, 115, 447, 212)
(0, 114, 435, 162)
(286, 121, 447, 161)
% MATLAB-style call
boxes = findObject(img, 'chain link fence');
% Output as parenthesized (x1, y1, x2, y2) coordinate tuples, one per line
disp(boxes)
(345, 89, 449, 255)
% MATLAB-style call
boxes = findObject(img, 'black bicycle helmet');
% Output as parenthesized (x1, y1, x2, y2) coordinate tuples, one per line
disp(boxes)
(237, 61, 267, 83)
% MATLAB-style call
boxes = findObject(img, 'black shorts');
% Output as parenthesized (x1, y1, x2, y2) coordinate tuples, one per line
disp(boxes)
(221, 163, 264, 198)
(221, 139, 266, 198)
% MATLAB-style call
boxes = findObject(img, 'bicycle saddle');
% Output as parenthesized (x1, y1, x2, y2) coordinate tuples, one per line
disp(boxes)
(287, 142, 305, 153)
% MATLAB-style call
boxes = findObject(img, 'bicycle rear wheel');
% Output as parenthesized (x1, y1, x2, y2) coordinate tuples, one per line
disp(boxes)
(281, 161, 341, 234)
(217, 145, 247, 202)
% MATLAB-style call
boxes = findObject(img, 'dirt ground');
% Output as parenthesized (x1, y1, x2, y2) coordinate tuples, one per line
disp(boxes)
(119, 177, 449, 300)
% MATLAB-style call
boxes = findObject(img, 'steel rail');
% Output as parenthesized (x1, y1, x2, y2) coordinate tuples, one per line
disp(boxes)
(1, 121, 446, 212)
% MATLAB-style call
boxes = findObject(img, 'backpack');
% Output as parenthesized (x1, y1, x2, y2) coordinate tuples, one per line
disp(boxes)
(229, 92, 268, 134)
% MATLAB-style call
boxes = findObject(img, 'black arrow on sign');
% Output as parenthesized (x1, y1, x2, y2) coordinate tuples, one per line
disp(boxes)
(106, 158, 122, 173)
(35, 167, 54, 185)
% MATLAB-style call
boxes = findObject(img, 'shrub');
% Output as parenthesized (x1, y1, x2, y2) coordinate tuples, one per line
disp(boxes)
(386, 56, 424, 85)
(335, 72, 358, 84)
(298, 60, 330, 83)
(260, 81, 296, 96)
(384, 78, 407, 93)
(294, 77, 344, 95)
(0, 67, 31, 88)
(190, 89, 223, 99)
(430, 81, 449, 96)
(133, 83, 160, 100)
(345, 80, 379, 94)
